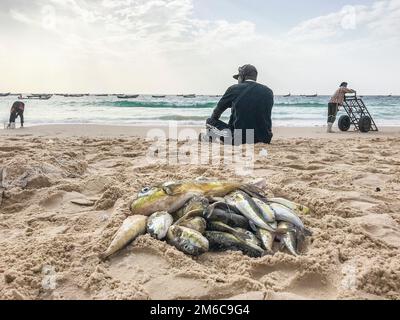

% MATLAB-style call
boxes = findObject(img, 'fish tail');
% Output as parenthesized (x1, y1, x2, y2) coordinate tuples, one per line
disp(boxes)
(99, 251, 110, 261)
(304, 228, 313, 237)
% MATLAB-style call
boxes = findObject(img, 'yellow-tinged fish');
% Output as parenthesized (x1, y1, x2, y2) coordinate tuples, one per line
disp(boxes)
(167, 225, 209, 256)
(178, 217, 207, 234)
(130, 186, 195, 216)
(162, 180, 245, 198)
(252, 198, 276, 223)
(131, 180, 252, 216)
(256, 228, 275, 255)
(269, 198, 310, 216)
(173, 196, 209, 225)
(100, 215, 148, 260)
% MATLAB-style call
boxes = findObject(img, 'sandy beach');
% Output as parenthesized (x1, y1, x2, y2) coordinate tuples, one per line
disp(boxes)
(0, 124, 399, 300)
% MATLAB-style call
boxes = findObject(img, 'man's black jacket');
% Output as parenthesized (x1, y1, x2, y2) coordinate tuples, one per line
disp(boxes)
(211, 81, 274, 144)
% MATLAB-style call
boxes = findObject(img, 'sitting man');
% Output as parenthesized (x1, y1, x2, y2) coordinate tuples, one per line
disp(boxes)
(7, 101, 25, 129)
(202, 64, 274, 145)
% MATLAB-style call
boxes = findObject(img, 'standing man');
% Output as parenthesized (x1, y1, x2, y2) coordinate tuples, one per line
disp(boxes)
(327, 82, 356, 133)
(204, 64, 274, 144)
(7, 101, 25, 129)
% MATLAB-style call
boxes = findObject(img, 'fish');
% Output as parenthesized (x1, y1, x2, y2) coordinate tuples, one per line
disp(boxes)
(131, 180, 246, 216)
(270, 198, 310, 216)
(130, 186, 196, 216)
(162, 180, 244, 198)
(173, 196, 209, 221)
(167, 225, 209, 256)
(163, 180, 267, 201)
(207, 221, 255, 244)
(237, 228, 262, 247)
(225, 191, 276, 232)
(147, 211, 174, 240)
(100, 215, 148, 260)
(173, 196, 209, 225)
(178, 217, 207, 234)
(205, 231, 265, 258)
(276, 221, 296, 234)
(206, 207, 250, 229)
(256, 228, 275, 255)
(277, 222, 298, 256)
(269, 203, 312, 236)
(252, 198, 276, 223)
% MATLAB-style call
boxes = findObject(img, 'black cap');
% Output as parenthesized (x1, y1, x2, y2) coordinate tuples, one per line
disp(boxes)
(233, 64, 258, 80)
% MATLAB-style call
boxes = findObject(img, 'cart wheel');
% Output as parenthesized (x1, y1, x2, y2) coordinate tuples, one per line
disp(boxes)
(338, 115, 351, 132)
(359, 116, 372, 133)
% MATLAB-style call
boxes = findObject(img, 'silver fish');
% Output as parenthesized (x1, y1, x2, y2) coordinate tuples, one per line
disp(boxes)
(269, 198, 310, 216)
(226, 191, 276, 232)
(269, 203, 312, 236)
(147, 211, 174, 240)
(277, 222, 298, 256)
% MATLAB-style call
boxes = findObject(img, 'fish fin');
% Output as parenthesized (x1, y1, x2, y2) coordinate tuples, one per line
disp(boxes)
(205, 202, 219, 219)
(162, 185, 176, 196)
(195, 176, 211, 182)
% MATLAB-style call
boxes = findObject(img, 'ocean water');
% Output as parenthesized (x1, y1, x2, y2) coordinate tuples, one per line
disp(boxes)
(1, 94, 399, 128)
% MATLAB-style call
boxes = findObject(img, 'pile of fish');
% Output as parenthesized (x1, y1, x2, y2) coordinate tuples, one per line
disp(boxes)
(100, 180, 312, 260)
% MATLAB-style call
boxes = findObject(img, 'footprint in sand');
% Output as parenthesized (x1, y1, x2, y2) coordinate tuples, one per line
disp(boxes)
(351, 214, 400, 248)
(283, 272, 338, 300)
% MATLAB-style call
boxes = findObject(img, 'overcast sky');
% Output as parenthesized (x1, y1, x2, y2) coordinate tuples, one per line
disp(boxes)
(0, 0, 399, 94)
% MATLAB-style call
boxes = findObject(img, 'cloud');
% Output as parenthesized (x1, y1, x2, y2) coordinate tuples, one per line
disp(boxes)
(7, 0, 256, 56)
(2, 0, 400, 94)
(288, 0, 400, 42)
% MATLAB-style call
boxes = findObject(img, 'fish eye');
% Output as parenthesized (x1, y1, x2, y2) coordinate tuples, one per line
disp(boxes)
(138, 187, 154, 198)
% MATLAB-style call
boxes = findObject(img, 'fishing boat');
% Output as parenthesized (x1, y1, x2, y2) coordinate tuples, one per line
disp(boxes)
(152, 95, 166, 98)
(117, 95, 139, 99)
(63, 94, 85, 98)
(183, 94, 196, 98)
(301, 93, 318, 98)
(19, 94, 53, 100)
(93, 94, 109, 97)
(0, 92, 11, 97)
(283, 93, 291, 97)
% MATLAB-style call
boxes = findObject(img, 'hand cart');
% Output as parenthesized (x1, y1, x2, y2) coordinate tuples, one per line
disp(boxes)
(338, 94, 379, 133)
